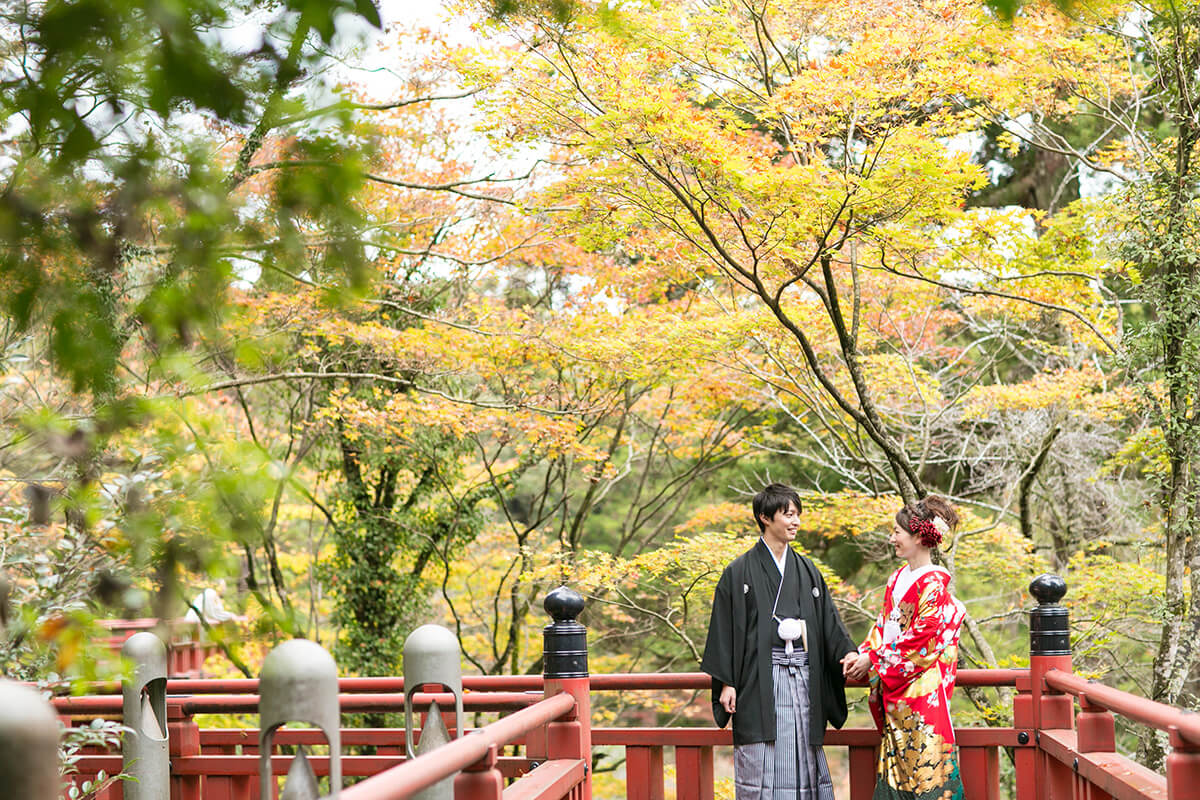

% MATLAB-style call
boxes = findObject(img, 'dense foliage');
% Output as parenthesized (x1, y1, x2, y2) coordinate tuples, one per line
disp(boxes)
(0, 0, 1197, 774)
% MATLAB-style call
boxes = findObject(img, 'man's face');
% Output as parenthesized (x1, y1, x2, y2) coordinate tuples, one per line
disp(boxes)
(760, 501, 800, 547)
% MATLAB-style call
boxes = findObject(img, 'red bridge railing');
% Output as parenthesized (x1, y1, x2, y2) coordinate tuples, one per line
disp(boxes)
(97, 618, 220, 678)
(1036, 669, 1189, 800)
(50, 575, 1199, 800)
(57, 670, 1015, 800)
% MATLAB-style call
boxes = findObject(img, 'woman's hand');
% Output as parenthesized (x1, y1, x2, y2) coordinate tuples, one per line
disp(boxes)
(720, 684, 737, 714)
(844, 652, 871, 681)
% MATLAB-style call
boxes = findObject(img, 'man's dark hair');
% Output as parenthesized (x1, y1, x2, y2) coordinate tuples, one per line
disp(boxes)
(752, 483, 803, 531)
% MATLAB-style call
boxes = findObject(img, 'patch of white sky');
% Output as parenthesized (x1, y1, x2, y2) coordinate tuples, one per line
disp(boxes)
(265, 1, 1131, 302)
(233, 0, 535, 287)
(321, 0, 570, 302)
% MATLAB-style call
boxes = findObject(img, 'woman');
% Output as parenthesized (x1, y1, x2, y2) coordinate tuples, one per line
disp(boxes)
(845, 496, 966, 800)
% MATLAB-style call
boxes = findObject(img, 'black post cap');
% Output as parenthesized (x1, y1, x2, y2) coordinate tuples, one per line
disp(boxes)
(1030, 574, 1067, 605)
(1029, 574, 1070, 656)
(544, 585, 585, 623)
(544, 585, 588, 679)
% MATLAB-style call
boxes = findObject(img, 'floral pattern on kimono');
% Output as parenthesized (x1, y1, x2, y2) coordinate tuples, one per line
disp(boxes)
(859, 566, 966, 800)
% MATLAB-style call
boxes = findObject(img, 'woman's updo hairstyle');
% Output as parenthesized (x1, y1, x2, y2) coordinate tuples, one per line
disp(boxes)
(895, 496, 959, 549)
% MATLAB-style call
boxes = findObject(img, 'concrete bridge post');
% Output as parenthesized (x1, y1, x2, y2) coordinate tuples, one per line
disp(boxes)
(542, 585, 592, 800)
(259, 639, 342, 800)
(121, 631, 170, 800)
(403, 624, 463, 800)
(0, 679, 59, 799)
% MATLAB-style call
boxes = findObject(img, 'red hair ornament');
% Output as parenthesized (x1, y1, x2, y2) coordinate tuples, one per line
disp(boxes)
(908, 516, 947, 548)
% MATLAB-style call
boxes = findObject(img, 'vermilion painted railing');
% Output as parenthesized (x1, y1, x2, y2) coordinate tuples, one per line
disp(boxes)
(53, 667, 1200, 800)
(97, 618, 219, 678)
(60, 669, 1015, 800)
(338, 692, 582, 800)
(1037, 669, 1192, 800)
(57, 577, 1200, 800)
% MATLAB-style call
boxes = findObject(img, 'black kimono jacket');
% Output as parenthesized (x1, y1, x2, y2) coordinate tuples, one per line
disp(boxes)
(700, 539, 856, 746)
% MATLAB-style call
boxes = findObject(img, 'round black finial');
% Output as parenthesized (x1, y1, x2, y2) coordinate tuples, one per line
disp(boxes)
(544, 585, 585, 623)
(1030, 574, 1067, 605)
(1029, 573, 1070, 656)
(543, 585, 587, 679)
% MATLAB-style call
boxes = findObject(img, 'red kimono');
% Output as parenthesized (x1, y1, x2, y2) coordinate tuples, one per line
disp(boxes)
(859, 565, 966, 800)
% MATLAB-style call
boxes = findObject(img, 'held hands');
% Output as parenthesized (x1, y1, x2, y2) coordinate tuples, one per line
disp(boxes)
(719, 684, 737, 715)
(841, 651, 871, 682)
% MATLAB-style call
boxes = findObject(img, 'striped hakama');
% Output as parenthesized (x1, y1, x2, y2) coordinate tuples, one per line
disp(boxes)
(733, 648, 836, 800)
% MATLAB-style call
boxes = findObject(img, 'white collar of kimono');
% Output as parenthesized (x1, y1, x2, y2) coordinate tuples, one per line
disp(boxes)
(893, 563, 947, 601)
(760, 538, 787, 576)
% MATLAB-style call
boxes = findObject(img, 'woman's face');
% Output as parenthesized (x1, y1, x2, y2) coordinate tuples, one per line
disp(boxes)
(889, 522, 926, 561)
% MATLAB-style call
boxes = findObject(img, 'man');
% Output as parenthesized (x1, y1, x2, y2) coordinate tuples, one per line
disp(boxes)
(701, 483, 859, 800)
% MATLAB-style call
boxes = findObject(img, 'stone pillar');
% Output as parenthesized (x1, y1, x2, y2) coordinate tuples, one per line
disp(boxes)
(259, 639, 341, 800)
(122, 632, 170, 800)
(0, 679, 59, 800)
(404, 624, 463, 800)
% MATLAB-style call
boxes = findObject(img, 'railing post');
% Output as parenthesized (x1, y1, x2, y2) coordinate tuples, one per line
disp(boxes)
(1014, 669, 1037, 800)
(1027, 574, 1074, 800)
(1168, 725, 1200, 800)
(455, 743, 504, 800)
(1076, 691, 1115, 754)
(259, 639, 341, 800)
(0, 679, 60, 799)
(676, 746, 715, 800)
(848, 745, 877, 800)
(405, 624, 464, 800)
(169, 702, 204, 800)
(626, 746, 665, 800)
(122, 631, 170, 800)
(542, 585, 592, 800)
(1076, 690, 1116, 800)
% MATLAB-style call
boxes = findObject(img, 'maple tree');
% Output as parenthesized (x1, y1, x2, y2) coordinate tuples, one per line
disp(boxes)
(915, 0, 1200, 766)
(0, 0, 1192, 779)
(0, 0, 388, 683)
(451, 0, 1127, 684)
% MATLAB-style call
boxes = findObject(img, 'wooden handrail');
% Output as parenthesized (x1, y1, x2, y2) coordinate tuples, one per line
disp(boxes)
(52, 691, 543, 715)
(1043, 669, 1200, 747)
(61, 667, 1024, 697)
(339, 692, 577, 800)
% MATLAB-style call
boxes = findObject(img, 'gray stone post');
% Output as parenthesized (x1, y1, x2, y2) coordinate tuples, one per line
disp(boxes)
(122, 631, 170, 800)
(0, 679, 60, 799)
(259, 639, 341, 800)
(404, 624, 464, 800)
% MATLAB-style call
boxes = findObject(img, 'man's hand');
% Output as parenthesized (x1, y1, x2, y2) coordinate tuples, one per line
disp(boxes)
(843, 652, 871, 681)
(720, 684, 737, 715)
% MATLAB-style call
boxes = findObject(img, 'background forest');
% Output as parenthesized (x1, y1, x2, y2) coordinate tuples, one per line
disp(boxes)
(1, 0, 1198, 775)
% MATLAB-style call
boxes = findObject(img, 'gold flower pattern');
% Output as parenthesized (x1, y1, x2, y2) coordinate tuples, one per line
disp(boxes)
(877, 703, 959, 795)
(896, 600, 916, 630)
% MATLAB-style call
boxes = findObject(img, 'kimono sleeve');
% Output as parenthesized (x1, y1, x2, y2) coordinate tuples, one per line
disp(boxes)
(816, 567, 855, 660)
(700, 566, 737, 728)
(859, 609, 886, 655)
(859, 570, 894, 655)
(866, 577, 956, 694)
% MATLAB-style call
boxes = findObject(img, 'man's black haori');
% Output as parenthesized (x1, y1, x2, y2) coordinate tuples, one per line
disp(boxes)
(701, 539, 856, 746)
